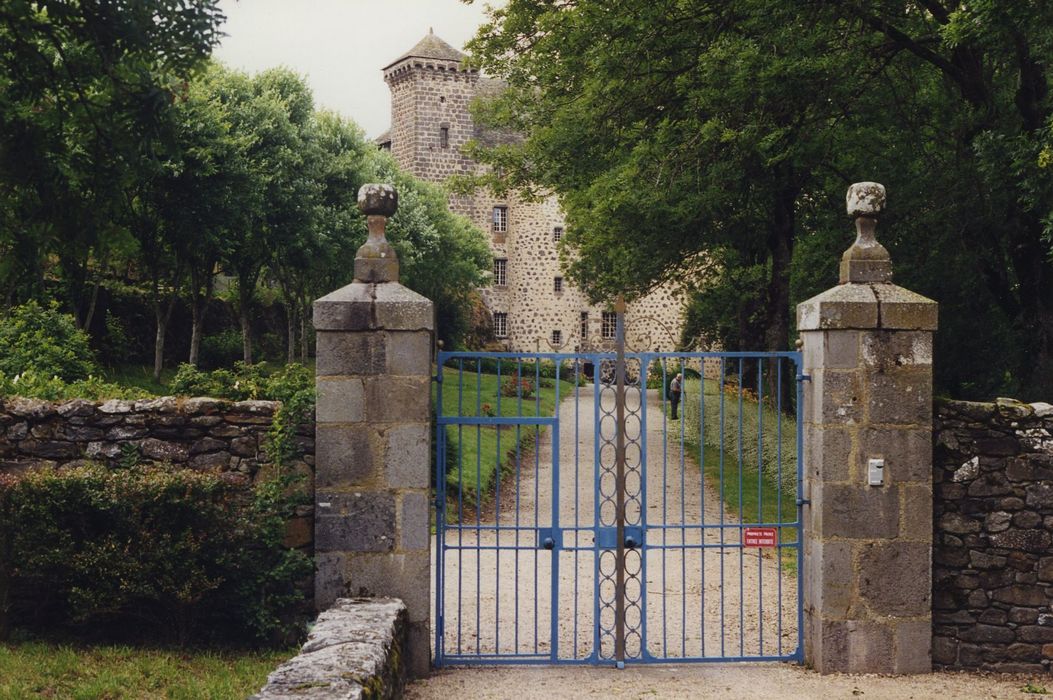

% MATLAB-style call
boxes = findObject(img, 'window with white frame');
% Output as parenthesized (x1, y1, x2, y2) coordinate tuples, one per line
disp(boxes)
(580, 311, 588, 340)
(553, 276, 563, 293)
(492, 206, 508, 233)
(494, 258, 507, 286)
(553, 226, 563, 242)
(493, 312, 508, 338)
(602, 311, 617, 340)
(551, 329, 562, 346)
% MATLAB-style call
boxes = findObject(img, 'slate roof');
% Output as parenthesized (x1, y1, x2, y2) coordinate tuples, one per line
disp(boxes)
(383, 29, 466, 70)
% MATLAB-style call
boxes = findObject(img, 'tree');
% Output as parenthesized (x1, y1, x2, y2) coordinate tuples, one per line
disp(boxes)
(829, 2, 1053, 397)
(465, 1, 881, 369)
(0, 0, 225, 317)
(468, 0, 1053, 400)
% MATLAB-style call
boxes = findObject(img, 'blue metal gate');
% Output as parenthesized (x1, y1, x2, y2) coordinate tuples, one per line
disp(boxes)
(433, 316, 805, 667)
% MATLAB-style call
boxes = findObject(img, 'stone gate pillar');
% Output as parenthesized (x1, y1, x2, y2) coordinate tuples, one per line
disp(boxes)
(313, 184, 433, 678)
(798, 182, 937, 674)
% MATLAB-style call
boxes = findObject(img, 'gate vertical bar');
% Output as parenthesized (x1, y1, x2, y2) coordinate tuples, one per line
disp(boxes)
(434, 359, 445, 666)
(614, 296, 627, 666)
(550, 361, 562, 661)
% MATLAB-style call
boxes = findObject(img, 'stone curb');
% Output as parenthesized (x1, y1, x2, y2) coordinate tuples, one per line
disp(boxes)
(251, 597, 408, 700)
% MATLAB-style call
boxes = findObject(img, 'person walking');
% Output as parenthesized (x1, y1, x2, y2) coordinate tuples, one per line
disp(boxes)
(670, 372, 682, 420)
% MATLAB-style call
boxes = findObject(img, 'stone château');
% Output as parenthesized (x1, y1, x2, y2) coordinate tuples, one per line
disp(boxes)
(378, 30, 684, 353)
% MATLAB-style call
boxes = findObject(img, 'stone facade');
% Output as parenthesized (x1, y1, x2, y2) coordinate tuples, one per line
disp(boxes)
(797, 183, 938, 674)
(932, 397, 1053, 673)
(380, 31, 684, 353)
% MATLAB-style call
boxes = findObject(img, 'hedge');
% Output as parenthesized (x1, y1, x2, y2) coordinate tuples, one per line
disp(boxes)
(0, 464, 311, 647)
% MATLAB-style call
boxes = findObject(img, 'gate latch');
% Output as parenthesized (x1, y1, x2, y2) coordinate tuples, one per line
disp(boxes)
(537, 527, 562, 551)
(596, 526, 644, 550)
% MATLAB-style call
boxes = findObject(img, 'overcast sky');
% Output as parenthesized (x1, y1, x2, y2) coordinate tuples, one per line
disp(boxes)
(214, 0, 501, 138)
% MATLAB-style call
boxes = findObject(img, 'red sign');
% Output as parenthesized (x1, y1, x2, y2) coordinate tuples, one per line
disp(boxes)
(743, 527, 778, 548)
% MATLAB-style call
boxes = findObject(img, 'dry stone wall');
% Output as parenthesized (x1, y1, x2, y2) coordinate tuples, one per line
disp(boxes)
(933, 397, 1053, 673)
(0, 396, 315, 549)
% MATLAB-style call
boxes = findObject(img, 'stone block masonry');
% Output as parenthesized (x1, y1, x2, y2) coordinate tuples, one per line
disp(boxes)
(313, 183, 432, 679)
(0, 396, 313, 484)
(798, 182, 937, 674)
(932, 397, 1053, 673)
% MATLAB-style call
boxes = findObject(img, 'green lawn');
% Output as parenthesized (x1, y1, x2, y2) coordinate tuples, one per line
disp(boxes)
(435, 365, 577, 508)
(0, 640, 291, 700)
(101, 364, 176, 396)
(674, 379, 800, 572)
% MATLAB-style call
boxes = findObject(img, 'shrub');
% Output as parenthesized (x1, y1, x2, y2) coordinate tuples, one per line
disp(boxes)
(499, 377, 535, 398)
(0, 464, 311, 647)
(199, 329, 243, 369)
(100, 314, 135, 366)
(0, 301, 98, 381)
(0, 370, 146, 401)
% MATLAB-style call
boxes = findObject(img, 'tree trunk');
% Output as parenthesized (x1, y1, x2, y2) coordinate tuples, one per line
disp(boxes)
(82, 248, 112, 335)
(300, 301, 309, 364)
(188, 269, 214, 367)
(765, 182, 799, 409)
(238, 273, 254, 365)
(286, 302, 296, 365)
(153, 305, 167, 383)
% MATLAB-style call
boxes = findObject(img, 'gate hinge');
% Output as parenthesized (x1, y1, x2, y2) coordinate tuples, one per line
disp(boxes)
(799, 374, 812, 382)
(796, 498, 811, 507)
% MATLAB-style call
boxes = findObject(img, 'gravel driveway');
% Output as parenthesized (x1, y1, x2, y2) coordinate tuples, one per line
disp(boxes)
(433, 385, 796, 662)
(417, 385, 1036, 698)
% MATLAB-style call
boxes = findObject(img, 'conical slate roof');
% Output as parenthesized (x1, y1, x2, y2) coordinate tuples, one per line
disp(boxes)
(383, 29, 466, 70)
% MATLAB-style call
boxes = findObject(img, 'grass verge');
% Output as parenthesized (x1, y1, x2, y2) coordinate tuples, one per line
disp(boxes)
(435, 367, 577, 509)
(0, 639, 291, 700)
(671, 380, 800, 574)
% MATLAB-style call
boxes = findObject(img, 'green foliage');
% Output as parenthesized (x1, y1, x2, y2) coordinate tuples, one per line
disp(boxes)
(679, 378, 797, 497)
(199, 329, 245, 369)
(0, 0, 224, 307)
(0, 301, 98, 382)
(0, 371, 147, 402)
(468, 0, 1053, 400)
(169, 362, 314, 467)
(0, 464, 311, 646)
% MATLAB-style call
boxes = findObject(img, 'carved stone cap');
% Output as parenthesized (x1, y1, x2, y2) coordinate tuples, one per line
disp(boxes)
(355, 183, 399, 283)
(358, 183, 398, 217)
(840, 181, 892, 284)
(846, 181, 885, 218)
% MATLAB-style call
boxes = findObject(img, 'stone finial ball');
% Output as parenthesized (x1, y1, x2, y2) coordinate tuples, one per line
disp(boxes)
(358, 183, 398, 217)
(846, 182, 886, 218)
